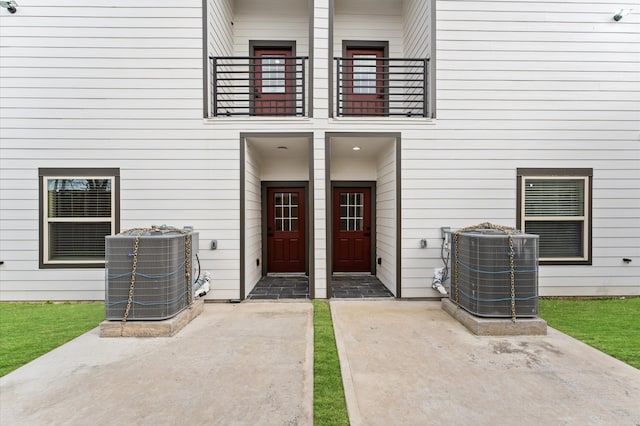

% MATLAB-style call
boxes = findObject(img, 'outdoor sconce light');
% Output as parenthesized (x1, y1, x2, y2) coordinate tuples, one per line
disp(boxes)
(613, 9, 631, 21)
(0, 1, 17, 13)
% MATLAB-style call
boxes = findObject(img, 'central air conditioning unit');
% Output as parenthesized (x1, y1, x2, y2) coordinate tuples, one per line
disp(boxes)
(450, 228, 539, 318)
(105, 227, 199, 321)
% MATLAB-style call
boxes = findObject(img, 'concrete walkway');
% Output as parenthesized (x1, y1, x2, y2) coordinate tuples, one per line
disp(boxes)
(0, 302, 313, 426)
(331, 300, 640, 426)
(2, 300, 640, 426)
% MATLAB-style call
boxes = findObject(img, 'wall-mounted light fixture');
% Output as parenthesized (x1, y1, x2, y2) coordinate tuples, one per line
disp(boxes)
(613, 9, 631, 21)
(0, 1, 17, 13)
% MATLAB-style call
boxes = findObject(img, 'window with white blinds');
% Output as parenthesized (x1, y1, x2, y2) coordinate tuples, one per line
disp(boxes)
(518, 170, 591, 264)
(40, 169, 119, 268)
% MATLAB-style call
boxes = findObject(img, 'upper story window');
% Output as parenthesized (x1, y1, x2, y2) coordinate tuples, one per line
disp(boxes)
(517, 168, 592, 265)
(39, 168, 120, 268)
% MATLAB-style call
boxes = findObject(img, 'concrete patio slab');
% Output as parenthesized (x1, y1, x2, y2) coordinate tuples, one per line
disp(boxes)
(1, 302, 313, 426)
(331, 300, 640, 426)
(4, 299, 639, 426)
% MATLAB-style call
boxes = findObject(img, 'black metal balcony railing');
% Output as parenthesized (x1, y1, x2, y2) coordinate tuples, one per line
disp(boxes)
(334, 57, 428, 117)
(210, 56, 308, 117)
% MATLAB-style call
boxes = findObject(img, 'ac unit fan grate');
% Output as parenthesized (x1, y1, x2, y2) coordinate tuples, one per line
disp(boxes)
(450, 229, 539, 318)
(105, 229, 199, 321)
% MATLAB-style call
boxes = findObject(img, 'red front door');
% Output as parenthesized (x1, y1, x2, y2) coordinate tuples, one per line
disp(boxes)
(253, 48, 294, 116)
(267, 187, 306, 273)
(333, 187, 372, 272)
(344, 48, 386, 116)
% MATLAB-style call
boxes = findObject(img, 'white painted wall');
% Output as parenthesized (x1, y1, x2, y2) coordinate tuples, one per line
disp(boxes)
(0, 1, 241, 300)
(330, 156, 376, 181)
(209, 0, 234, 56)
(313, 133, 328, 298)
(375, 141, 397, 295)
(403, 0, 430, 59)
(333, 14, 403, 57)
(244, 141, 263, 297)
(399, 0, 640, 297)
(233, 0, 309, 56)
(1, 0, 638, 301)
(260, 158, 309, 181)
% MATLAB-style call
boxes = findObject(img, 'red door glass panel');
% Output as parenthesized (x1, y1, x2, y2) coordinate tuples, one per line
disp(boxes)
(333, 187, 372, 272)
(267, 187, 305, 273)
(344, 48, 386, 116)
(254, 48, 295, 116)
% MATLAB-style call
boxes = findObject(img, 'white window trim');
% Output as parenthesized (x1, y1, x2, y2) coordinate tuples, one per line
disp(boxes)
(42, 175, 116, 265)
(520, 175, 590, 263)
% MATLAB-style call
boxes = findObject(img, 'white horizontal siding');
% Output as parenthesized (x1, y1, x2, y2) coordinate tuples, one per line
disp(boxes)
(208, 0, 233, 56)
(375, 142, 397, 295)
(333, 13, 403, 57)
(399, 0, 639, 297)
(0, 1, 243, 301)
(403, 0, 430, 58)
(313, 134, 327, 298)
(232, 0, 309, 56)
(244, 142, 263, 297)
(1, 0, 638, 301)
(313, 1, 330, 118)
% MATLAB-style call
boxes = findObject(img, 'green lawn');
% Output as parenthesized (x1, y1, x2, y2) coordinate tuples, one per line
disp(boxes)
(312, 300, 350, 426)
(538, 297, 640, 369)
(0, 302, 104, 377)
(1, 296, 637, 418)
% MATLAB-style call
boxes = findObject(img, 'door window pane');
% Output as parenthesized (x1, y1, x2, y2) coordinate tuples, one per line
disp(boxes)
(340, 192, 364, 231)
(274, 192, 299, 232)
(353, 55, 376, 94)
(262, 56, 286, 94)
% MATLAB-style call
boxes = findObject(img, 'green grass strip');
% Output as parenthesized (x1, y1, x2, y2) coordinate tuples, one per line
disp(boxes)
(313, 299, 349, 425)
(0, 302, 104, 377)
(539, 297, 640, 369)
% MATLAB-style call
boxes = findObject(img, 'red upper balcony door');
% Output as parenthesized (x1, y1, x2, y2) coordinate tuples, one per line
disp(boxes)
(344, 47, 386, 116)
(267, 187, 306, 273)
(333, 187, 372, 272)
(253, 48, 295, 116)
